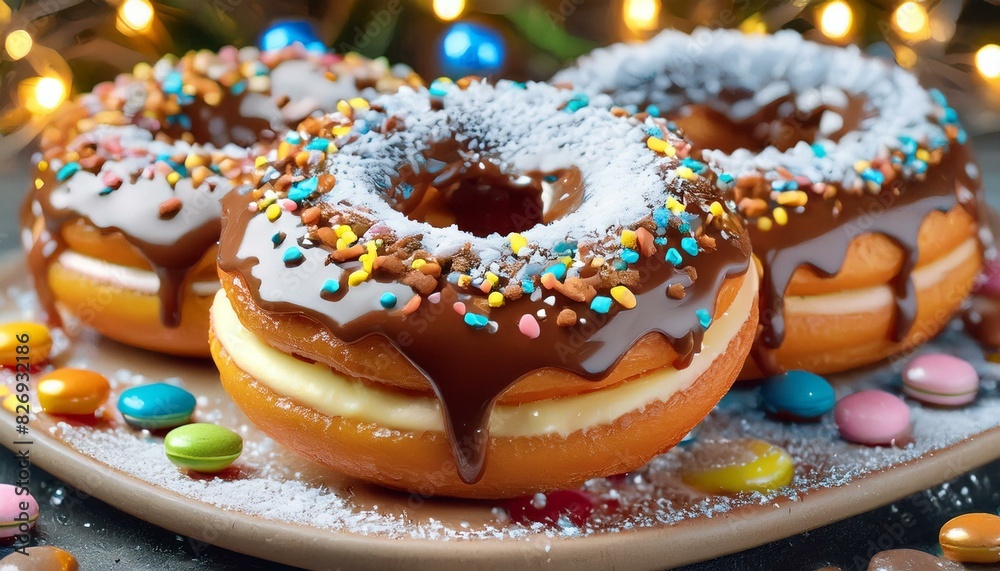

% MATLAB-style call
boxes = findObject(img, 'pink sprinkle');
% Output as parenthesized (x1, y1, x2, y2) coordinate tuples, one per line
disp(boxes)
(428, 292, 441, 304)
(279, 198, 297, 211)
(518, 314, 540, 339)
(247, 203, 258, 212)
(453, 302, 466, 316)
(101, 171, 122, 187)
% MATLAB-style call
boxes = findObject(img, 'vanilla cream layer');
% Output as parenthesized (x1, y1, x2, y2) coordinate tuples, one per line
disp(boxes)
(784, 237, 978, 315)
(212, 264, 757, 438)
(57, 251, 220, 297)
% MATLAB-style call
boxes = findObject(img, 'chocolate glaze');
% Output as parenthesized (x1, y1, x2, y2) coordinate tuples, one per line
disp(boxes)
(219, 158, 750, 484)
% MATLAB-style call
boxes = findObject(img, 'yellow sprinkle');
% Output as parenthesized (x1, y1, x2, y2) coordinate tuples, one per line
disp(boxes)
(348, 97, 369, 111)
(333, 225, 350, 237)
(509, 232, 528, 254)
(666, 196, 685, 214)
(343, 231, 359, 245)
(915, 149, 930, 162)
(327, 143, 339, 154)
(710, 202, 724, 217)
(775, 191, 808, 207)
(610, 285, 637, 309)
(675, 166, 696, 180)
(184, 155, 205, 170)
(591, 257, 605, 268)
(620, 229, 637, 248)
(34, 178, 43, 190)
(853, 160, 870, 173)
(757, 217, 773, 231)
(366, 241, 377, 255)
(646, 137, 676, 156)
(559, 256, 573, 267)
(332, 125, 352, 138)
(362, 255, 374, 273)
(457, 274, 472, 287)
(254, 156, 268, 168)
(37, 160, 48, 172)
(485, 272, 499, 285)
(772, 206, 789, 226)
(411, 259, 427, 269)
(166, 172, 181, 187)
(336, 100, 353, 117)
(348, 270, 369, 287)
(265, 203, 281, 222)
(488, 291, 505, 307)
(278, 142, 292, 160)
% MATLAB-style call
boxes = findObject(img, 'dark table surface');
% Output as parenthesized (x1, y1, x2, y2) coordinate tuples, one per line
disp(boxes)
(1, 133, 999, 571)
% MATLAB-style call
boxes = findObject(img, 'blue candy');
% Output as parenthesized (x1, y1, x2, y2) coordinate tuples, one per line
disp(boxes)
(590, 296, 613, 314)
(118, 383, 196, 430)
(665, 248, 683, 266)
(759, 370, 836, 421)
(621, 249, 640, 264)
(282, 246, 304, 265)
(288, 177, 319, 202)
(681, 237, 699, 256)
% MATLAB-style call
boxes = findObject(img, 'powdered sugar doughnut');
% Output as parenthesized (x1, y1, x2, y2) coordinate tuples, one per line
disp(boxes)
(212, 79, 757, 497)
(555, 28, 986, 377)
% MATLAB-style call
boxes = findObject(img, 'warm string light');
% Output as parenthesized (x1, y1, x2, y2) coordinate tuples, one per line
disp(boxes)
(118, 0, 155, 33)
(976, 44, 1000, 80)
(433, 0, 464, 22)
(893, 1, 931, 41)
(22, 76, 67, 114)
(623, 0, 660, 33)
(817, 1, 853, 40)
(4, 29, 33, 60)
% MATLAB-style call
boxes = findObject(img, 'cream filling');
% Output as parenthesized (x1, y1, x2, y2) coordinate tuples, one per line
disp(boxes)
(783, 237, 978, 315)
(57, 251, 220, 297)
(211, 264, 757, 438)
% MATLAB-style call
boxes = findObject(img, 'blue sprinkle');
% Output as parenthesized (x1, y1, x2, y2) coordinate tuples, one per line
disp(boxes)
(285, 132, 302, 145)
(681, 157, 705, 173)
(282, 246, 304, 266)
(716, 173, 735, 190)
(653, 237, 668, 246)
(356, 121, 371, 135)
(665, 248, 683, 266)
(429, 80, 451, 97)
(621, 248, 640, 264)
(861, 168, 885, 186)
(957, 129, 968, 145)
(543, 174, 559, 183)
(929, 133, 950, 150)
(653, 207, 670, 228)
(553, 241, 577, 255)
(564, 94, 589, 113)
(645, 126, 664, 139)
(512, 82, 527, 89)
(612, 259, 628, 271)
(288, 177, 319, 202)
(320, 279, 340, 296)
(521, 279, 535, 294)
(271, 232, 285, 247)
(681, 237, 699, 256)
(678, 222, 691, 234)
(56, 162, 80, 182)
(98, 187, 114, 196)
(898, 136, 918, 156)
(167, 114, 192, 130)
(543, 263, 566, 281)
(929, 88, 948, 107)
(811, 143, 827, 158)
(590, 296, 613, 314)
(943, 107, 958, 124)
(909, 160, 928, 175)
(230, 80, 247, 95)
(306, 138, 330, 151)
(162, 71, 183, 95)
(463, 313, 489, 329)
(696, 308, 712, 329)
(645, 104, 660, 117)
(771, 179, 798, 192)
(380, 292, 397, 309)
(400, 184, 414, 200)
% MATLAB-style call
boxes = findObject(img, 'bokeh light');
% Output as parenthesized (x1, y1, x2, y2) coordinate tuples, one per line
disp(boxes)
(623, 0, 661, 33)
(440, 22, 505, 77)
(4, 30, 33, 60)
(976, 44, 1000, 80)
(119, 0, 155, 32)
(23, 76, 68, 113)
(818, 1, 853, 40)
(433, 0, 465, 22)
(893, 1, 931, 41)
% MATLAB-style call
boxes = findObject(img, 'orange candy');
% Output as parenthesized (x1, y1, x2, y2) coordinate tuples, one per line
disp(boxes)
(0, 322, 52, 367)
(37, 368, 111, 415)
(940, 513, 1000, 563)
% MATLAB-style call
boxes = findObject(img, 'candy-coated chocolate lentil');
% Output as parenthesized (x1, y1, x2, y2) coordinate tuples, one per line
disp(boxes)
(37, 368, 110, 415)
(0, 546, 79, 571)
(681, 439, 794, 494)
(760, 370, 836, 421)
(834, 390, 911, 446)
(164, 423, 243, 473)
(0, 321, 52, 367)
(0, 483, 38, 539)
(902, 354, 978, 407)
(939, 513, 1000, 563)
(118, 383, 197, 430)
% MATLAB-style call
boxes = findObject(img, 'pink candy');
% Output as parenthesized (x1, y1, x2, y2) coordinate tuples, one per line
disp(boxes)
(902, 354, 978, 406)
(0, 483, 38, 539)
(835, 390, 911, 446)
(452, 302, 466, 316)
(518, 314, 540, 339)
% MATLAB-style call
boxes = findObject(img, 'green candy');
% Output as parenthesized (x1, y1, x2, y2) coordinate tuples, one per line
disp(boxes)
(164, 423, 242, 473)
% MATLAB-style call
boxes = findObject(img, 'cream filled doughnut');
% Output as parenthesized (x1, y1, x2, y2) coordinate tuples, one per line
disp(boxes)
(555, 28, 987, 377)
(22, 46, 422, 357)
(212, 79, 756, 497)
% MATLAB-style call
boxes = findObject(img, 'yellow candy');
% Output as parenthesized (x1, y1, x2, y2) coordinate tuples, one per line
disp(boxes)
(610, 286, 636, 309)
(336, 100, 353, 117)
(646, 137, 675, 156)
(34, 179, 43, 190)
(254, 156, 268, 168)
(620, 229, 637, 248)
(0, 322, 52, 367)
(757, 217, 773, 231)
(709, 202, 724, 217)
(332, 125, 352, 138)
(265, 203, 281, 222)
(484, 272, 499, 285)
(183, 155, 204, 170)
(2, 394, 21, 413)
(666, 196, 685, 214)
(940, 513, 1000, 563)
(341, 230, 358, 245)
(348, 97, 369, 111)
(488, 292, 505, 307)
(509, 232, 528, 254)
(411, 259, 427, 269)
(853, 160, 870, 173)
(772, 206, 789, 226)
(675, 166, 696, 180)
(916, 149, 930, 162)
(334, 225, 352, 238)
(37, 160, 48, 172)
(348, 270, 369, 287)
(166, 172, 181, 187)
(682, 439, 794, 494)
(457, 275, 472, 288)
(775, 191, 808, 207)
(37, 368, 111, 416)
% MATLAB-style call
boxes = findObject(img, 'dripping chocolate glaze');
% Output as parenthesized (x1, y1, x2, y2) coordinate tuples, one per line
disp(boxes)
(218, 151, 750, 484)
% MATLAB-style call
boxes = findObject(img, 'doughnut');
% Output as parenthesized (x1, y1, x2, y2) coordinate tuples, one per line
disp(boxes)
(554, 28, 987, 378)
(210, 79, 757, 498)
(21, 46, 422, 357)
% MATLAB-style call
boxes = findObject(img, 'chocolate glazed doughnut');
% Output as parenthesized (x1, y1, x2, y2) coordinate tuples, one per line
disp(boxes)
(21, 46, 422, 357)
(211, 79, 757, 497)
(555, 28, 988, 378)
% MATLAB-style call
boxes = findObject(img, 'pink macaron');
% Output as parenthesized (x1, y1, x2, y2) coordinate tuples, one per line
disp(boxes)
(0, 483, 39, 539)
(902, 354, 979, 407)
(835, 390, 911, 446)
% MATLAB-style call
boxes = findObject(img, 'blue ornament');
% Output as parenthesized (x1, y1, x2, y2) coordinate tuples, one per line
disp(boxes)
(259, 19, 325, 53)
(439, 22, 505, 76)
(759, 370, 836, 422)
